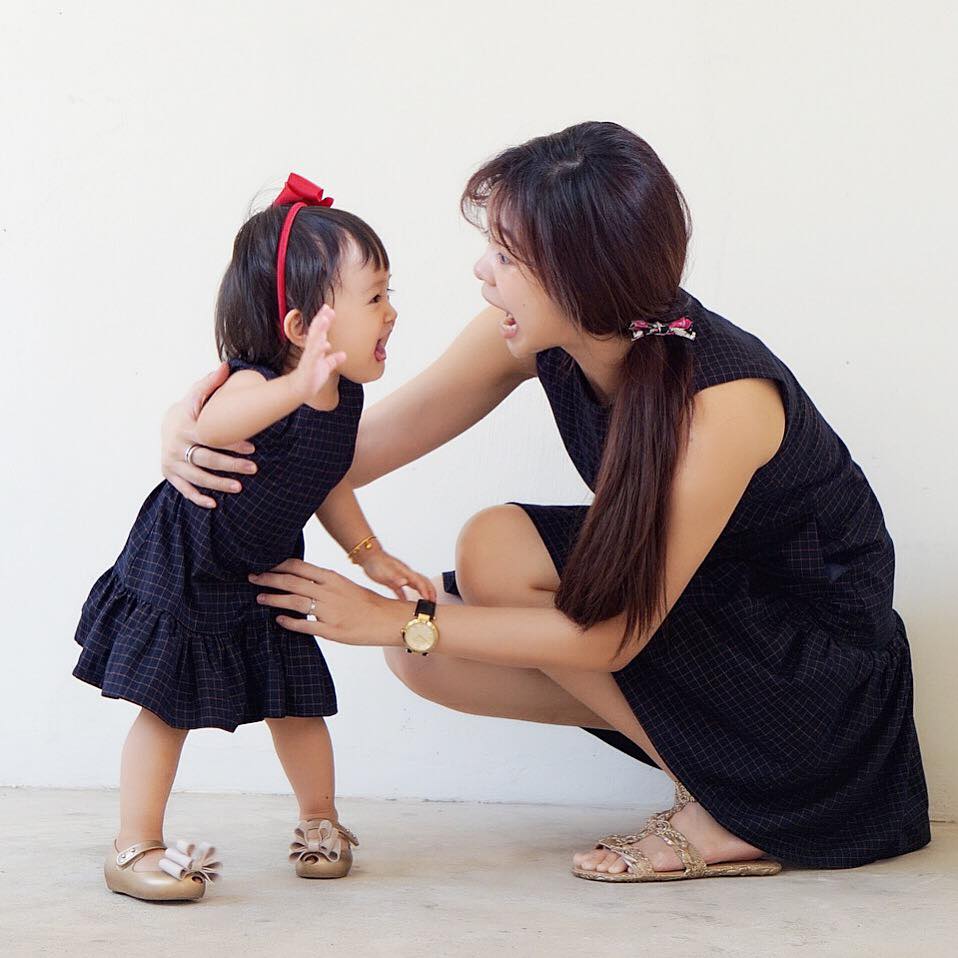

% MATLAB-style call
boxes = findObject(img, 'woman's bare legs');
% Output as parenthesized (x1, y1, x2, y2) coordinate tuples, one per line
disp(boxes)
(388, 504, 764, 875)
(116, 708, 189, 870)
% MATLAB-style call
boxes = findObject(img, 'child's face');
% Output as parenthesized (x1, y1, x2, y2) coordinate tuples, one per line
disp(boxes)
(325, 241, 397, 383)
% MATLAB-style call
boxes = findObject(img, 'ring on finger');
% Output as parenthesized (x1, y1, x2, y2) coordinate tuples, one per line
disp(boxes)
(185, 443, 202, 466)
(306, 598, 317, 621)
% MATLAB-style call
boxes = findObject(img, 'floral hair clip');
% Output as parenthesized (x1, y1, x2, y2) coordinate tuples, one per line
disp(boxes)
(629, 316, 696, 342)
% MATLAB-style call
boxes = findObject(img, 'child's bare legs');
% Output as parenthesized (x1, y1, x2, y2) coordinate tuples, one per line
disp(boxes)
(116, 708, 189, 870)
(266, 717, 338, 831)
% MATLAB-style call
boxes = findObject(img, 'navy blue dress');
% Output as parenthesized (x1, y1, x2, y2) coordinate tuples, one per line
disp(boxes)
(73, 360, 363, 732)
(445, 292, 930, 869)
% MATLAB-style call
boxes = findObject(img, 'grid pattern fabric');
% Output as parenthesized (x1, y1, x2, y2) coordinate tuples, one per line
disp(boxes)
(73, 359, 364, 731)
(446, 292, 930, 868)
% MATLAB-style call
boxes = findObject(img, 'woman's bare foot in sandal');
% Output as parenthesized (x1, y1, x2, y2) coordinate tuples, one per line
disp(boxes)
(572, 801, 765, 875)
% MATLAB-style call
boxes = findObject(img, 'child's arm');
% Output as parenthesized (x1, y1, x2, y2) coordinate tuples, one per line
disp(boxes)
(314, 478, 376, 557)
(316, 480, 437, 601)
(194, 372, 304, 448)
(194, 305, 346, 448)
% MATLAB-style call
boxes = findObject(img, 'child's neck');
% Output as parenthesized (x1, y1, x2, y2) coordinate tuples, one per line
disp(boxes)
(305, 372, 342, 412)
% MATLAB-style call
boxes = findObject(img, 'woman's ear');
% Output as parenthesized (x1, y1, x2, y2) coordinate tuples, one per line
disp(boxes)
(282, 309, 306, 346)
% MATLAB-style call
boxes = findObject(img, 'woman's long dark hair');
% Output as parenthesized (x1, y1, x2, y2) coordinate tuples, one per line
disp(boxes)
(214, 204, 388, 372)
(462, 121, 694, 649)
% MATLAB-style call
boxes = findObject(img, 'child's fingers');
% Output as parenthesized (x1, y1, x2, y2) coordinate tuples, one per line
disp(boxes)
(409, 572, 437, 602)
(325, 351, 348, 372)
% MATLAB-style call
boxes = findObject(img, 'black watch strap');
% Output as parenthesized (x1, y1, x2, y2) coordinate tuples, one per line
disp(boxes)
(414, 599, 437, 619)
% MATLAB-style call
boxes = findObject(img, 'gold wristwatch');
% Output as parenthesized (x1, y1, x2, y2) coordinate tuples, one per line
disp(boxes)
(401, 599, 439, 655)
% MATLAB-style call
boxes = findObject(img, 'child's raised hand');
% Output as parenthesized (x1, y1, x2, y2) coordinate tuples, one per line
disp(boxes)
(289, 305, 348, 400)
(355, 546, 438, 602)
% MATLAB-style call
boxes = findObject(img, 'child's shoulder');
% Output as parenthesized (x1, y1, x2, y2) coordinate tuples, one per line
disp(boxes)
(226, 358, 281, 381)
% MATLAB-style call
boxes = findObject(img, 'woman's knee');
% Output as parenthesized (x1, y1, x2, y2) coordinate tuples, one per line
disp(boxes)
(454, 504, 556, 606)
(383, 646, 450, 706)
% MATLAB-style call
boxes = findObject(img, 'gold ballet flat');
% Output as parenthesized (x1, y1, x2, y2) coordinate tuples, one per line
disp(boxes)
(104, 839, 221, 901)
(289, 819, 359, 879)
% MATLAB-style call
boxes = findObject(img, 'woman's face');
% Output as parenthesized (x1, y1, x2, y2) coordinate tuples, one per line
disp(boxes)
(473, 231, 573, 359)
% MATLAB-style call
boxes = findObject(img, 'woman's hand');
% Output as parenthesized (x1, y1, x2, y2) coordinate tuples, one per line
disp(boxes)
(161, 363, 259, 509)
(354, 544, 437, 602)
(249, 559, 411, 647)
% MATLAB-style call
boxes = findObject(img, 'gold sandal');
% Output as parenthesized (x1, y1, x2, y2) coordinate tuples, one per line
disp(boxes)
(572, 782, 782, 883)
(104, 839, 221, 901)
(289, 819, 359, 879)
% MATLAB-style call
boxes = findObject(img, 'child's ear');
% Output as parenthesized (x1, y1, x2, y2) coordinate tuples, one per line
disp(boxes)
(282, 309, 306, 346)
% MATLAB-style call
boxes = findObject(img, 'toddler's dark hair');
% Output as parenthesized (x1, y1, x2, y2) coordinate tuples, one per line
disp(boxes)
(215, 203, 389, 370)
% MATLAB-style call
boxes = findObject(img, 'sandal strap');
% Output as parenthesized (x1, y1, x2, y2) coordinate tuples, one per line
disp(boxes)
(299, 819, 359, 847)
(114, 840, 166, 869)
(645, 817, 707, 877)
(595, 836, 655, 878)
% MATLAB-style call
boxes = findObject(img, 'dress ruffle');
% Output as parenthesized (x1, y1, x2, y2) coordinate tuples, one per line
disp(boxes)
(73, 567, 336, 732)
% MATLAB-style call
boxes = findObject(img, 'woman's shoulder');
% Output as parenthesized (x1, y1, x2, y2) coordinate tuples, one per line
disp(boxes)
(685, 294, 792, 394)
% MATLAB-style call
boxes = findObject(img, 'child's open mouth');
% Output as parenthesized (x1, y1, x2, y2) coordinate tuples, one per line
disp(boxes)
(375, 331, 391, 362)
(500, 313, 519, 339)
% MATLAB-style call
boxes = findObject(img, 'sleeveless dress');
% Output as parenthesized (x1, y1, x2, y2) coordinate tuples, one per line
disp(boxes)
(73, 359, 364, 732)
(444, 292, 930, 869)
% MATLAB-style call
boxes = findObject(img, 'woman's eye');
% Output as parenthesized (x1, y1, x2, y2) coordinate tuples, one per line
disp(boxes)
(497, 253, 511, 266)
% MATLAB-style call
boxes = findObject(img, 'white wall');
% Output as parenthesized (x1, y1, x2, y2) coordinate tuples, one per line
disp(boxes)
(2, 1, 955, 818)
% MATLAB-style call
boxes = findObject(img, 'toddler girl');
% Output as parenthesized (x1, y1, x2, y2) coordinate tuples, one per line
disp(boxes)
(73, 173, 435, 901)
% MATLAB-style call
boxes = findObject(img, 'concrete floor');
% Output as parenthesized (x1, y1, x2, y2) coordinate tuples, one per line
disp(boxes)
(1, 788, 955, 957)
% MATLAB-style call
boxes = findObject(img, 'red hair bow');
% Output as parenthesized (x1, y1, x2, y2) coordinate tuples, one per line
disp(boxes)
(274, 172, 335, 210)
(273, 173, 335, 334)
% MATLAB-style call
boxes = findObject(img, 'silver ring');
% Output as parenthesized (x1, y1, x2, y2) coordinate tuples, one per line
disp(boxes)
(306, 598, 317, 622)
(185, 443, 201, 466)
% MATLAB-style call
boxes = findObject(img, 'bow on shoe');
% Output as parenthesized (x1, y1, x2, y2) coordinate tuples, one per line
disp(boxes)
(630, 316, 696, 341)
(158, 840, 222, 883)
(273, 172, 334, 209)
(289, 820, 358, 865)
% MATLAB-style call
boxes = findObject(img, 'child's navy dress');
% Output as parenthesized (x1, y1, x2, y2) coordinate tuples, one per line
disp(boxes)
(444, 292, 930, 869)
(73, 360, 363, 732)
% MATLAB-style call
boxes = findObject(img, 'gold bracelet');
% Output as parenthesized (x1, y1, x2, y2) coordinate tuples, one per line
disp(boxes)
(346, 534, 378, 563)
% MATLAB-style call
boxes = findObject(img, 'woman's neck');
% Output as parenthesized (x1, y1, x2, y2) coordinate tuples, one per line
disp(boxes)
(563, 332, 631, 406)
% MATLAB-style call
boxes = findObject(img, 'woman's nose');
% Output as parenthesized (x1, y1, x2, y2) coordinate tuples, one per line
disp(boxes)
(473, 251, 493, 285)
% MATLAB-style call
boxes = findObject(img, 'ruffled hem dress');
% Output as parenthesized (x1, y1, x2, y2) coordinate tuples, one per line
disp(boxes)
(73, 360, 364, 732)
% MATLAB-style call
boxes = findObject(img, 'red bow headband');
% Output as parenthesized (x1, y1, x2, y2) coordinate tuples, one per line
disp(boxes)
(273, 173, 334, 336)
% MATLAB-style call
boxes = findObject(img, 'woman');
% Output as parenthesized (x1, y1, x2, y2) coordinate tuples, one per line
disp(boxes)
(161, 122, 930, 881)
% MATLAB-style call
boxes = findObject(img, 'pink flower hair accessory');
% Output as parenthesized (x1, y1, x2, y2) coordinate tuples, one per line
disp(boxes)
(630, 316, 696, 342)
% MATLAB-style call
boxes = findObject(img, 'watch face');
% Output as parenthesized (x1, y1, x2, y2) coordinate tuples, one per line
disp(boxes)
(404, 620, 437, 653)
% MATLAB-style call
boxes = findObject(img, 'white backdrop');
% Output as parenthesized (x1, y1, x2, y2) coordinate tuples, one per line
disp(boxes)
(1, 1, 955, 818)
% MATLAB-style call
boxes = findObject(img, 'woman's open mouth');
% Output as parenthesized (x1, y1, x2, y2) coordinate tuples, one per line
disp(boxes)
(499, 313, 519, 340)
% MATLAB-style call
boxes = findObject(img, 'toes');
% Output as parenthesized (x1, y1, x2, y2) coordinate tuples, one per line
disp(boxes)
(607, 855, 628, 874)
(573, 848, 605, 871)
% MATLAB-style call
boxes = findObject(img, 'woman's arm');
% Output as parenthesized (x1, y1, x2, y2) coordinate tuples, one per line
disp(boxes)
(346, 306, 536, 488)
(254, 377, 785, 671)
(161, 305, 532, 507)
